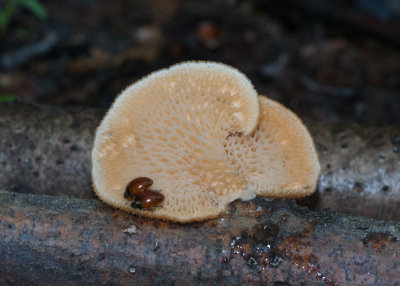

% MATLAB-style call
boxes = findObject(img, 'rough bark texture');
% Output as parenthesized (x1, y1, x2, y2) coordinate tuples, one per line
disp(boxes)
(301, 123, 400, 221)
(0, 102, 102, 199)
(0, 190, 399, 285)
(0, 102, 399, 220)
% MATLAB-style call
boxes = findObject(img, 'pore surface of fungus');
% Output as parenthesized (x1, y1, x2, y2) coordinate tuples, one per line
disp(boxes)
(225, 96, 320, 198)
(92, 62, 260, 222)
(92, 62, 320, 222)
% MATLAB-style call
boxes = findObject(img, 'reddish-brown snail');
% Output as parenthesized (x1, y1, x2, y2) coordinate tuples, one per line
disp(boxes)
(125, 177, 164, 209)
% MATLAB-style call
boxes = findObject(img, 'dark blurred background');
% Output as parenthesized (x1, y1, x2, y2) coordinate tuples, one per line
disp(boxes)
(1, 0, 400, 124)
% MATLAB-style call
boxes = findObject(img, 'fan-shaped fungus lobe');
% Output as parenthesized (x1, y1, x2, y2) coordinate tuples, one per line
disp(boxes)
(91, 62, 320, 222)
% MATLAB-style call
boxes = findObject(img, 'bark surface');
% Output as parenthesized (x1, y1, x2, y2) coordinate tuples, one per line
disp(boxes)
(0, 102, 399, 220)
(0, 190, 399, 285)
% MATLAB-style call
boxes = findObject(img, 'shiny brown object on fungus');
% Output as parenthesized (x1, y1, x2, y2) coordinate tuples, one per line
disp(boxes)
(91, 62, 320, 222)
(124, 177, 153, 199)
(138, 189, 165, 209)
(125, 177, 165, 209)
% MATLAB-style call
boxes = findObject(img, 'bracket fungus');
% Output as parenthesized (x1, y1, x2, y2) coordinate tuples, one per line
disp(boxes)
(91, 62, 320, 222)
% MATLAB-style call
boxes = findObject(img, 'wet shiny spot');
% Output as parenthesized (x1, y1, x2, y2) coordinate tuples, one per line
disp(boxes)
(128, 265, 136, 274)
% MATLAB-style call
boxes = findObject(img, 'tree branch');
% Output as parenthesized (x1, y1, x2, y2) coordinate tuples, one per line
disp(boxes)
(0, 102, 399, 220)
(0, 190, 398, 285)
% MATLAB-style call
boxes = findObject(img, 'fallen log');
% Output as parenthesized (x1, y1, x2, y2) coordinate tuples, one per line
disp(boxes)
(0, 190, 398, 285)
(0, 103, 101, 199)
(0, 102, 399, 220)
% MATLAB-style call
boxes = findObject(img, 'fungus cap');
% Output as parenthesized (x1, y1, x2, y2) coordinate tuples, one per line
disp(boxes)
(92, 62, 320, 222)
(91, 62, 260, 222)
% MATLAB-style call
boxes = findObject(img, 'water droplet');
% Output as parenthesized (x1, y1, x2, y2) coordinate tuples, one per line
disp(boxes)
(153, 239, 160, 251)
(128, 265, 136, 274)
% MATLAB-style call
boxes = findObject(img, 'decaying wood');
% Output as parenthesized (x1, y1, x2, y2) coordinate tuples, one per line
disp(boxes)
(0, 102, 399, 220)
(0, 190, 398, 285)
